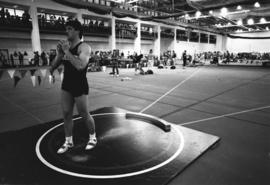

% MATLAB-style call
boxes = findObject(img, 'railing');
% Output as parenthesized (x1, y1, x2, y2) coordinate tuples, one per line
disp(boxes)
(38, 19, 111, 37)
(160, 31, 174, 39)
(0, 17, 32, 32)
(116, 28, 137, 39)
(141, 31, 157, 40)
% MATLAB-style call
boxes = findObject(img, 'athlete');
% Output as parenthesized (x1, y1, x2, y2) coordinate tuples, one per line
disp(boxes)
(50, 19, 97, 154)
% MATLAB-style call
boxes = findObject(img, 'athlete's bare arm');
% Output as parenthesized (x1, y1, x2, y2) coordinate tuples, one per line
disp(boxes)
(60, 40, 91, 71)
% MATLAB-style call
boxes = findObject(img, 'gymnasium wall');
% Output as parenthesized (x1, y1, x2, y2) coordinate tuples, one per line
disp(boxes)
(0, 38, 33, 60)
(141, 40, 154, 55)
(116, 39, 134, 55)
(174, 34, 226, 57)
(160, 38, 174, 54)
(227, 32, 270, 53)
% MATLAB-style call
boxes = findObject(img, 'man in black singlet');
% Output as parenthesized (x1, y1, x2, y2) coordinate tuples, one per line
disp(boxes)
(50, 19, 97, 154)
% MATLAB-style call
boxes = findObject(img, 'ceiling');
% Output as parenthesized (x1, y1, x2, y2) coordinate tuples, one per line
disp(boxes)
(120, 0, 270, 34)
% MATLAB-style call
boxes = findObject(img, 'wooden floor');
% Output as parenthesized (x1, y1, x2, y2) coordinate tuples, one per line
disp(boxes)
(0, 65, 269, 185)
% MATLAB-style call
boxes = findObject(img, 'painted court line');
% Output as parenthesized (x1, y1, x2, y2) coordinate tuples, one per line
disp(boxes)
(180, 105, 270, 126)
(140, 68, 201, 113)
(0, 93, 44, 123)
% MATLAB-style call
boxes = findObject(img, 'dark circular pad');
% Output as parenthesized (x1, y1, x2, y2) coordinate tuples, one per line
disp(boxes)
(38, 113, 181, 176)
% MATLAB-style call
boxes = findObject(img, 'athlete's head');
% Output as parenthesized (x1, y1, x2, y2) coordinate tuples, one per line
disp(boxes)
(65, 19, 83, 41)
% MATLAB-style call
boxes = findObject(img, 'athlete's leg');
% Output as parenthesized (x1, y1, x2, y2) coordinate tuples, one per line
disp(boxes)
(61, 90, 75, 137)
(57, 90, 75, 154)
(75, 94, 97, 150)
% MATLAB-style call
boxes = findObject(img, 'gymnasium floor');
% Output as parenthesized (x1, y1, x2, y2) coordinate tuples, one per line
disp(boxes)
(0, 65, 269, 185)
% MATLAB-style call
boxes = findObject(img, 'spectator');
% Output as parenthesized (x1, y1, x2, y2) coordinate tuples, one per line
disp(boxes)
(18, 52, 24, 66)
(22, 10, 30, 24)
(111, 50, 119, 77)
(10, 53, 14, 67)
(0, 7, 5, 20)
(41, 51, 48, 66)
(33, 51, 40, 66)
(182, 50, 187, 68)
(5, 9, 10, 20)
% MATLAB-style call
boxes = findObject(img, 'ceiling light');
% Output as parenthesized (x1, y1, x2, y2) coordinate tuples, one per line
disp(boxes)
(260, 17, 266, 23)
(209, 10, 213, 14)
(254, 2, 260, 8)
(236, 29, 243, 33)
(195, 11, 201, 18)
(220, 7, 228, 17)
(237, 5, 242, 10)
(266, 26, 269, 31)
(247, 18, 254, 25)
(185, 14, 189, 18)
(237, 19, 243, 25)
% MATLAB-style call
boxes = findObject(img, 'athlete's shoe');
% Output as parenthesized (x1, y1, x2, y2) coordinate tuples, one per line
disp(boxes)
(85, 137, 97, 150)
(57, 142, 74, 154)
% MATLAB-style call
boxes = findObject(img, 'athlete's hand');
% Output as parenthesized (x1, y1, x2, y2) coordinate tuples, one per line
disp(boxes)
(59, 40, 70, 54)
(56, 43, 65, 56)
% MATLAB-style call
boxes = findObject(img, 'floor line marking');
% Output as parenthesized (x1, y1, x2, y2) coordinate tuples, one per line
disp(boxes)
(179, 105, 270, 126)
(0, 93, 44, 123)
(140, 68, 201, 113)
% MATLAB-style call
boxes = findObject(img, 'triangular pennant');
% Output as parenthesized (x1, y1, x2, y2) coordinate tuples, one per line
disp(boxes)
(19, 70, 27, 78)
(60, 73, 64, 81)
(14, 76, 21, 87)
(37, 76, 42, 86)
(57, 68, 63, 75)
(7, 69, 15, 79)
(40, 69, 47, 78)
(49, 75, 56, 84)
(0, 70, 4, 80)
(31, 76, 36, 87)
(30, 69, 36, 76)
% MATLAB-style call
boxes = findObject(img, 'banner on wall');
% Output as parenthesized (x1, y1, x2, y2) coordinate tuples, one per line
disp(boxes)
(228, 34, 270, 39)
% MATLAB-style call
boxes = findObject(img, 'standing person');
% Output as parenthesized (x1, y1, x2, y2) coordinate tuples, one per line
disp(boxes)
(147, 49, 154, 69)
(10, 53, 14, 67)
(182, 50, 187, 68)
(49, 19, 97, 154)
(18, 52, 24, 66)
(111, 49, 119, 77)
(41, 51, 47, 66)
(34, 51, 40, 66)
(172, 50, 176, 66)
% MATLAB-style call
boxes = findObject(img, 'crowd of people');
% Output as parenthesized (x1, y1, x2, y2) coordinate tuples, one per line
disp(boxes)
(0, 50, 57, 68)
(0, 8, 31, 28)
(38, 14, 111, 35)
(2, 48, 270, 69)
(116, 22, 137, 38)
(38, 14, 68, 31)
(161, 29, 175, 38)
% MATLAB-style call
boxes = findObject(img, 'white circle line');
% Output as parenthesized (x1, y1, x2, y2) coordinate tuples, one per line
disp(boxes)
(35, 113, 184, 179)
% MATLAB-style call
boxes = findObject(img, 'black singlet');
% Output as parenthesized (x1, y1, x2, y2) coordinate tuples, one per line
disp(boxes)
(61, 42, 89, 97)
